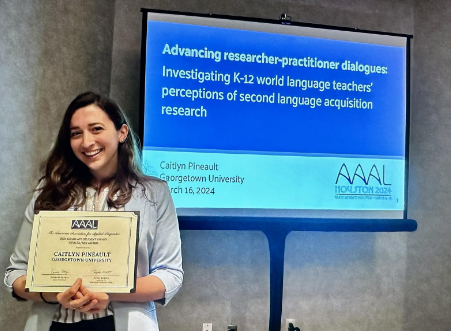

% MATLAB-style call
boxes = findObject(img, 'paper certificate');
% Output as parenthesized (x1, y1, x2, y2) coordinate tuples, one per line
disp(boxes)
(25, 211, 139, 293)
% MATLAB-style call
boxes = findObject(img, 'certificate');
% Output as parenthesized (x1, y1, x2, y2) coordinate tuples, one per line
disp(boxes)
(25, 211, 139, 293)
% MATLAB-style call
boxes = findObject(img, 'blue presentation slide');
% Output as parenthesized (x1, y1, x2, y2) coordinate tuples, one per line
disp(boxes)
(143, 20, 406, 212)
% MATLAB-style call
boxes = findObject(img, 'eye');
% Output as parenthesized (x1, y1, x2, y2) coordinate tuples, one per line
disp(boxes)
(70, 131, 81, 138)
(92, 126, 104, 132)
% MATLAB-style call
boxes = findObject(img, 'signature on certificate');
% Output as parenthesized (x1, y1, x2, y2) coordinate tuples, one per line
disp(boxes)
(91, 270, 113, 275)
(50, 269, 69, 275)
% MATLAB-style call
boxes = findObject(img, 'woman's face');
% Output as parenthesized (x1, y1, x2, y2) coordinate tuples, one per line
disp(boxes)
(69, 104, 128, 183)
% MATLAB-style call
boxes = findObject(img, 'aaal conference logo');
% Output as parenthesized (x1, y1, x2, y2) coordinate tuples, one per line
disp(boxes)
(335, 163, 391, 186)
(71, 220, 98, 230)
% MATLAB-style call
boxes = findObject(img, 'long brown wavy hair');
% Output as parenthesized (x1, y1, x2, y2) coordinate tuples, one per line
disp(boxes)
(35, 92, 144, 211)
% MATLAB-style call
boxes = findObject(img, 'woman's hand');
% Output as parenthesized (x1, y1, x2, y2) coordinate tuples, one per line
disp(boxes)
(75, 284, 110, 314)
(56, 278, 99, 313)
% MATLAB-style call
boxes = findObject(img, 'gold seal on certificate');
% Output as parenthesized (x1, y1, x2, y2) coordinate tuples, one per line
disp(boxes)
(25, 211, 139, 293)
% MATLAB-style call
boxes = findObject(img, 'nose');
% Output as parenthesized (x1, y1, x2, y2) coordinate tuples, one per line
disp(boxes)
(81, 132, 95, 148)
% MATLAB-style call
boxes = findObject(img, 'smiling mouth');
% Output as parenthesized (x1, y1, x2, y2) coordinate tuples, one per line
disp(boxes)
(83, 148, 103, 158)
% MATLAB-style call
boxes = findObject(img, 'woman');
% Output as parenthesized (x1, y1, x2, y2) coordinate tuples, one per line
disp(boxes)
(4, 92, 183, 331)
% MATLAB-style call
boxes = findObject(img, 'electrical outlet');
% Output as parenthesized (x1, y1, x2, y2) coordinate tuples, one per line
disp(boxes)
(286, 319, 296, 331)
(203, 323, 213, 331)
